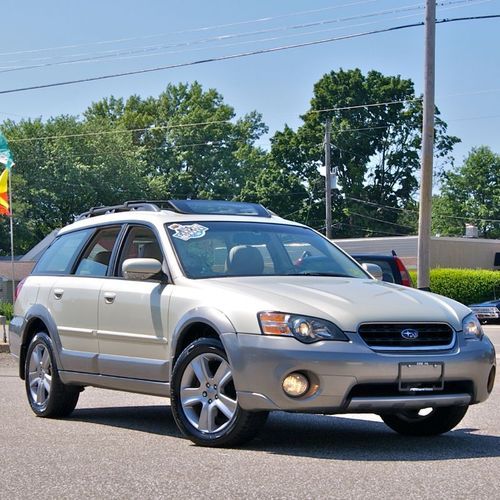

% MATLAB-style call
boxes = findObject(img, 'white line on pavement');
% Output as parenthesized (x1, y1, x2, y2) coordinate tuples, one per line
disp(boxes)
(329, 414, 383, 423)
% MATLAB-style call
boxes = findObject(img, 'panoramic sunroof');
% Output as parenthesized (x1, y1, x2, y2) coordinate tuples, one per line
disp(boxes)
(168, 200, 271, 217)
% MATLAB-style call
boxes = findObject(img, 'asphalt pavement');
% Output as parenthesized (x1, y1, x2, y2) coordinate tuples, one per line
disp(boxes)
(0, 326, 499, 500)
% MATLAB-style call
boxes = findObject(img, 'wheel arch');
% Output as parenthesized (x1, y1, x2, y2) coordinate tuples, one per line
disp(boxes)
(170, 307, 237, 374)
(19, 305, 62, 380)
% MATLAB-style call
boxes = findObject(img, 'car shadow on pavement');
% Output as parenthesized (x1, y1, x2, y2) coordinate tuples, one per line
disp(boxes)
(249, 412, 500, 461)
(70, 404, 500, 461)
(71, 405, 183, 438)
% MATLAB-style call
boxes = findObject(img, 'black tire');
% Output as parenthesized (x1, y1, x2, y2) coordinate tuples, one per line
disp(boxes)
(171, 338, 268, 447)
(380, 405, 469, 436)
(25, 332, 80, 418)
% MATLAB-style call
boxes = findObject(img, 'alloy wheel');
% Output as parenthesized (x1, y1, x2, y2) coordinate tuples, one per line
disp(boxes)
(28, 343, 52, 407)
(180, 352, 237, 434)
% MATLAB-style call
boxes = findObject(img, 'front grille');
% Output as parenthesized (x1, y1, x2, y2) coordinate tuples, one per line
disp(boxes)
(358, 323, 455, 350)
(346, 381, 473, 399)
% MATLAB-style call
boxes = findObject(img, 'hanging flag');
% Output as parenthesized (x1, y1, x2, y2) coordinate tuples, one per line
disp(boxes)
(0, 168, 9, 215)
(0, 131, 14, 170)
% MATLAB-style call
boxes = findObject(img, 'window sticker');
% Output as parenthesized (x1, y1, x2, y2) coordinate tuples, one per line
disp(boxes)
(169, 223, 209, 241)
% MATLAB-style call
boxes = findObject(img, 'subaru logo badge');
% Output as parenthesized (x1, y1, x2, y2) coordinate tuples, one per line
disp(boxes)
(401, 329, 419, 340)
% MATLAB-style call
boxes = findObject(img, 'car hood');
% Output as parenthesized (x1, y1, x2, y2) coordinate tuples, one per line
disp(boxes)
(193, 276, 470, 333)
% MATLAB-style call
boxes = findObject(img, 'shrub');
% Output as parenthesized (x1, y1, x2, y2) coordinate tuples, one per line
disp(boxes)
(410, 268, 500, 305)
(0, 301, 13, 321)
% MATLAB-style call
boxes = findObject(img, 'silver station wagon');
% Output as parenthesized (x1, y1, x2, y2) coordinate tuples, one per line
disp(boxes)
(9, 200, 496, 447)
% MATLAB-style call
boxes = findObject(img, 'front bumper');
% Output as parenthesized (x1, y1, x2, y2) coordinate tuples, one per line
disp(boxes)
(225, 331, 496, 413)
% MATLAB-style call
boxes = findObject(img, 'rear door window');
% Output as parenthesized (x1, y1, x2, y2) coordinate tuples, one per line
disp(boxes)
(74, 227, 121, 277)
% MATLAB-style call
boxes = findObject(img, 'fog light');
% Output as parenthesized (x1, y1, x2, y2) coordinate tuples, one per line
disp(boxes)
(282, 372, 309, 397)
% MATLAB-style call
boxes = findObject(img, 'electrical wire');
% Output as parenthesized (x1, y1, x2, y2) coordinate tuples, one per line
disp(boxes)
(6, 122, 394, 144)
(349, 210, 417, 229)
(346, 196, 500, 223)
(0, 0, 380, 58)
(311, 219, 414, 236)
(0, 0, 485, 70)
(7, 119, 234, 143)
(0, 2, 429, 72)
(0, 14, 427, 73)
(6, 108, 500, 145)
(1, 14, 499, 96)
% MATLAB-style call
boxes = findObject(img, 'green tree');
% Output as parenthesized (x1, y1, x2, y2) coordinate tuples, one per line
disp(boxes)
(0, 82, 269, 254)
(0, 115, 148, 255)
(84, 82, 268, 200)
(268, 68, 458, 236)
(433, 146, 500, 238)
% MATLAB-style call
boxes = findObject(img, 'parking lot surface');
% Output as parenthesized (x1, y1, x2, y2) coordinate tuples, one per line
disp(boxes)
(0, 326, 499, 500)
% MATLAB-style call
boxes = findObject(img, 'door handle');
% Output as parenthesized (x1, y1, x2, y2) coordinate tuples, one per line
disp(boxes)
(103, 292, 116, 304)
(53, 288, 64, 300)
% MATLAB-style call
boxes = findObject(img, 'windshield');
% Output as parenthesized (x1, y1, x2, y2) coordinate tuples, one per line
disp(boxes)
(166, 221, 368, 280)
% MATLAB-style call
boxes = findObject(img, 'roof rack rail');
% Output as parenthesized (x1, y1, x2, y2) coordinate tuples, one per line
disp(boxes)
(75, 199, 273, 220)
(75, 200, 176, 220)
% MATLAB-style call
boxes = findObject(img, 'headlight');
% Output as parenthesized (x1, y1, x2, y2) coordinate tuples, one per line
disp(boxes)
(258, 312, 348, 343)
(462, 313, 484, 340)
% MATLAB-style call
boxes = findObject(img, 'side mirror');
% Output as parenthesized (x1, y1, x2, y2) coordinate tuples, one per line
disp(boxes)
(362, 263, 384, 281)
(122, 258, 162, 281)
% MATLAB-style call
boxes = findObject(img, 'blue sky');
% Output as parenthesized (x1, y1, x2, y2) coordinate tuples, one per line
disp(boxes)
(1, 0, 499, 167)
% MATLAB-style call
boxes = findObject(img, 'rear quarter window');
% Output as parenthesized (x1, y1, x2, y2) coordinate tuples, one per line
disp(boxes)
(33, 229, 92, 275)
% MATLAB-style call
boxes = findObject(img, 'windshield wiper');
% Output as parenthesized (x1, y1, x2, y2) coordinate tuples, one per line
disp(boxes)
(285, 272, 353, 278)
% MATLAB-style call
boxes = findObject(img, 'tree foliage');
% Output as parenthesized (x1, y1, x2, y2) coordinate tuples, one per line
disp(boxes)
(432, 146, 500, 238)
(0, 70, 463, 255)
(267, 68, 459, 236)
(0, 82, 267, 254)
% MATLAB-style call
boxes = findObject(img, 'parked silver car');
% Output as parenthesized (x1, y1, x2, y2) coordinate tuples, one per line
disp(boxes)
(9, 200, 496, 446)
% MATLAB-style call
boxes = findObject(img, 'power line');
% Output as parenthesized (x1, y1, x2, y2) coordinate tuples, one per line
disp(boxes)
(0, 0, 483, 70)
(2, 14, 499, 96)
(7, 119, 234, 143)
(6, 107, 500, 145)
(312, 219, 413, 236)
(8, 140, 231, 163)
(346, 196, 500, 223)
(311, 98, 422, 114)
(349, 210, 417, 229)
(0, 0, 379, 58)
(0, 2, 430, 73)
(6, 121, 393, 144)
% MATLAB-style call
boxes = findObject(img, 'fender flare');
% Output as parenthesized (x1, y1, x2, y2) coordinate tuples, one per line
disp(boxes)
(170, 307, 238, 372)
(18, 304, 63, 379)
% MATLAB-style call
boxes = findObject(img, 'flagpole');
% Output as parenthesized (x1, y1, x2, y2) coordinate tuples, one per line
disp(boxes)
(8, 168, 15, 304)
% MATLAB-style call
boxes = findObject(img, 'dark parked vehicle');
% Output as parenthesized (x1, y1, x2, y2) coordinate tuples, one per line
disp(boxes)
(352, 251, 413, 287)
(469, 299, 500, 323)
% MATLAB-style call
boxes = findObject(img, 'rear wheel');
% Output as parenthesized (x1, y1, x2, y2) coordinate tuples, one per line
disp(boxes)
(171, 338, 268, 447)
(380, 405, 468, 436)
(25, 332, 80, 418)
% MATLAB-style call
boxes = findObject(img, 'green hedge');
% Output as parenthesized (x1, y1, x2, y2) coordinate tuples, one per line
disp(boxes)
(409, 268, 500, 305)
(0, 301, 13, 321)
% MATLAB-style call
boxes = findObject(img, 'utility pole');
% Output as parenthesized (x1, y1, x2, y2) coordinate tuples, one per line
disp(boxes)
(325, 117, 332, 239)
(417, 0, 436, 290)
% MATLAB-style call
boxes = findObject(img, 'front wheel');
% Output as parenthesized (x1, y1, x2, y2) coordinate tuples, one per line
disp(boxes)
(170, 338, 268, 447)
(380, 405, 468, 436)
(25, 332, 80, 418)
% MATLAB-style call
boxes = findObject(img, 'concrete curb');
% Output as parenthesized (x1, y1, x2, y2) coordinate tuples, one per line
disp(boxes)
(0, 343, 10, 353)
